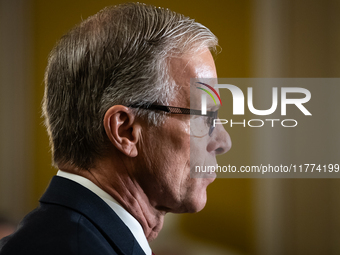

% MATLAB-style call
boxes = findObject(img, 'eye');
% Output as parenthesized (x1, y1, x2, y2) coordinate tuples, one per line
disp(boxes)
(207, 111, 218, 136)
(207, 110, 218, 125)
(206, 116, 213, 126)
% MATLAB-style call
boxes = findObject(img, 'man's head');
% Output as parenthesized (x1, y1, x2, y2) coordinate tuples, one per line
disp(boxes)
(42, 3, 230, 223)
(43, 3, 219, 168)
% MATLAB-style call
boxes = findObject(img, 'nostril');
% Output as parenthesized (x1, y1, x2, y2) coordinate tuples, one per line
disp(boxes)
(215, 147, 225, 154)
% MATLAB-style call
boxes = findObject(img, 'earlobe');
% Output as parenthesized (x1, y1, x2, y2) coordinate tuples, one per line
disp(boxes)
(103, 106, 141, 157)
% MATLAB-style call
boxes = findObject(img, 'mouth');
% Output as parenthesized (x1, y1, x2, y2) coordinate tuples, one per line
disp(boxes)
(205, 170, 217, 180)
(190, 166, 217, 180)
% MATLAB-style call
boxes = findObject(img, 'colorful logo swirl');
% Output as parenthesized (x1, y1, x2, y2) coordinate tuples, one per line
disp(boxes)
(196, 82, 222, 106)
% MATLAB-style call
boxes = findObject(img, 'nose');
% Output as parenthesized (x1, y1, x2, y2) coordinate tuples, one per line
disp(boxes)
(207, 121, 231, 155)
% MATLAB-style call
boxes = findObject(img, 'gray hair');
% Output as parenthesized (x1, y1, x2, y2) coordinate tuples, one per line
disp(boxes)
(42, 3, 218, 169)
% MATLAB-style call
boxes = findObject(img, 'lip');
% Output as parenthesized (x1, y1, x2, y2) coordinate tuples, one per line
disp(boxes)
(190, 162, 219, 179)
(207, 170, 217, 180)
(200, 170, 217, 181)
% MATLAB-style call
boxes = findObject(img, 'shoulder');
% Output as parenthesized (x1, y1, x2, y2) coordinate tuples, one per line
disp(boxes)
(0, 203, 119, 255)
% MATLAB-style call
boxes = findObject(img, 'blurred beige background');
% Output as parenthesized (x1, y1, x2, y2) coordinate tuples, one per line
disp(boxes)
(1, 0, 340, 254)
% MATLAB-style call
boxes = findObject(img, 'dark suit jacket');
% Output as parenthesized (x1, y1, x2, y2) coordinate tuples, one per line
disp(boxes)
(0, 176, 146, 255)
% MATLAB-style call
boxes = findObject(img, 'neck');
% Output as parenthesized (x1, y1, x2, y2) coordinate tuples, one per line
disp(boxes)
(59, 160, 166, 241)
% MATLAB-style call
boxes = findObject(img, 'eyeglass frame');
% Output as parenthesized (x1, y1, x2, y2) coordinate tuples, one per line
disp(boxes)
(128, 104, 218, 136)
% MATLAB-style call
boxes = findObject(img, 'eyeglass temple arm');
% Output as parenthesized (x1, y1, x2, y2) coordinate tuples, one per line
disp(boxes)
(129, 104, 216, 117)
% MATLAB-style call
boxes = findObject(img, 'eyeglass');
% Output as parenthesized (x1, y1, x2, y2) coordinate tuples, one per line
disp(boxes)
(129, 104, 218, 137)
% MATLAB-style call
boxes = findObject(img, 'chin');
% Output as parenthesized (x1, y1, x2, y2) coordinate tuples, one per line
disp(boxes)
(188, 177, 216, 212)
(182, 190, 208, 213)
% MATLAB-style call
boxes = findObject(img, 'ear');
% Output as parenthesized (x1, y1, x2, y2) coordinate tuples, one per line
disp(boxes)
(103, 105, 142, 157)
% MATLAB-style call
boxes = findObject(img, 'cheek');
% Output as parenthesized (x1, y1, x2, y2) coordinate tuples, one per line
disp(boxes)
(156, 119, 191, 170)
(190, 136, 209, 162)
(190, 136, 218, 179)
(167, 118, 190, 150)
(138, 119, 195, 205)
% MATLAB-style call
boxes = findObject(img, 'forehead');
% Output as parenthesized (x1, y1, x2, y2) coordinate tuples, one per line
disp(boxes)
(168, 49, 217, 108)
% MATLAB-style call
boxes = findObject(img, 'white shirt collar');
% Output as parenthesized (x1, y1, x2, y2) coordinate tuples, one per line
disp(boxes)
(57, 170, 151, 255)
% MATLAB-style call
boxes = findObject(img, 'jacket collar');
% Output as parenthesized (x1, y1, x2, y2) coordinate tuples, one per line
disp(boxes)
(40, 176, 146, 255)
